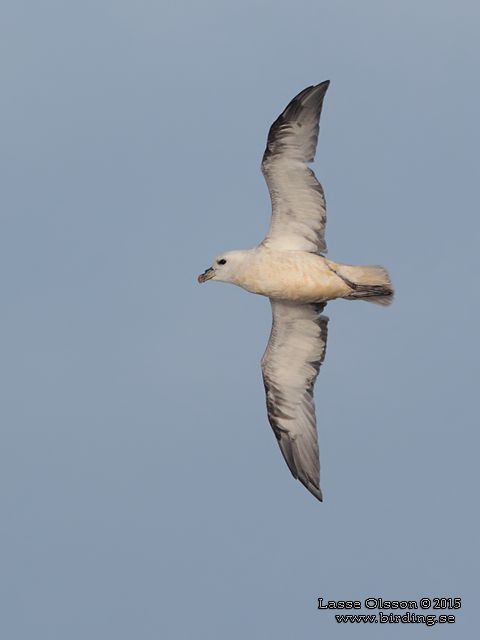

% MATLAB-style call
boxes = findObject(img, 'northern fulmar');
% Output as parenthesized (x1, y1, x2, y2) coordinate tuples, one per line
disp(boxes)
(198, 81, 393, 501)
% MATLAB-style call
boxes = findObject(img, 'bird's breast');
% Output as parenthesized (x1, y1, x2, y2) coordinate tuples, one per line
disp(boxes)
(237, 251, 349, 302)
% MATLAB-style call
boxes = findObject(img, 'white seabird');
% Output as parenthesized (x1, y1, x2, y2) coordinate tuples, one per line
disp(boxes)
(198, 81, 393, 501)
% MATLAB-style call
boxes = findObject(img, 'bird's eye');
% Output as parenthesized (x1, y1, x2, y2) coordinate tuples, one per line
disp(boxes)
(217, 259, 227, 265)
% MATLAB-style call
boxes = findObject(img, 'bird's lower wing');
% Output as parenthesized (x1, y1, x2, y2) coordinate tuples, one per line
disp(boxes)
(261, 299, 329, 501)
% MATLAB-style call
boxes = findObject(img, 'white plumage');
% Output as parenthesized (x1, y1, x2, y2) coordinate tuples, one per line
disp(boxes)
(198, 82, 393, 501)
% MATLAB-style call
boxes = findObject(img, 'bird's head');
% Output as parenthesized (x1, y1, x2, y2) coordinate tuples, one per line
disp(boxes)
(197, 250, 249, 284)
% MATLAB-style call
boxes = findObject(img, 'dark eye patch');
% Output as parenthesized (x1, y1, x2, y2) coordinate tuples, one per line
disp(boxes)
(217, 259, 227, 265)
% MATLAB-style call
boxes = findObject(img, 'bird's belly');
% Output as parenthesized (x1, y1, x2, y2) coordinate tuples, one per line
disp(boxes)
(240, 254, 349, 302)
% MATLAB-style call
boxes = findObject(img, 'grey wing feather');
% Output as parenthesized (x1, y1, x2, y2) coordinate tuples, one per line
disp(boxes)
(261, 299, 329, 501)
(261, 81, 330, 254)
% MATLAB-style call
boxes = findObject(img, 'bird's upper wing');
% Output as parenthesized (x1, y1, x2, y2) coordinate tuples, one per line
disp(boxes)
(260, 82, 330, 254)
(261, 299, 329, 501)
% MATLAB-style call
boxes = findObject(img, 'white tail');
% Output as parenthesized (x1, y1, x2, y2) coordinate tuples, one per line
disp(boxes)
(335, 264, 394, 306)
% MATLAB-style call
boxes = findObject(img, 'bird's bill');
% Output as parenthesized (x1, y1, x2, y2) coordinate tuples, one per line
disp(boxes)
(197, 267, 215, 283)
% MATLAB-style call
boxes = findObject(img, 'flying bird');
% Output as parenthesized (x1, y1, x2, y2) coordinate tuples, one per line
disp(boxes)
(198, 81, 393, 501)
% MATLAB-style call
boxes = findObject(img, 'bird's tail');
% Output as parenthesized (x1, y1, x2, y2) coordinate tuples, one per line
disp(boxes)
(335, 264, 394, 306)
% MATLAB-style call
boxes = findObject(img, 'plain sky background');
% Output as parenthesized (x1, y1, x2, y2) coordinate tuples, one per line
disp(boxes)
(1, 0, 479, 638)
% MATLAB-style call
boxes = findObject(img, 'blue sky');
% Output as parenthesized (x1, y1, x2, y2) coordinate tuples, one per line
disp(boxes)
(1, 1, 479, 638)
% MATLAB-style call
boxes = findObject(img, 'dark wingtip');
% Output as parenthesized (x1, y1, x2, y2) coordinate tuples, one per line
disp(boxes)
(313, 80, 330, 96)
(293, 81, 329, 110)
(302, 479, 323, 502)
